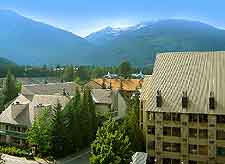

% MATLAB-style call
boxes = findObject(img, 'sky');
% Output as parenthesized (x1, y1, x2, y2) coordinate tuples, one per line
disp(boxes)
(0, 0, 224, 37)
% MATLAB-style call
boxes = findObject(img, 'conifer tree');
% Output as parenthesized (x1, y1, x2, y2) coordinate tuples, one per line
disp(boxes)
(2, 71, 18, 104)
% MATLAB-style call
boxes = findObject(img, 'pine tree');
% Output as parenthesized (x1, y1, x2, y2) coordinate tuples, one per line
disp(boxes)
(51, 102, 66, 157)
(87, 89, 97, 140)
(64, 88, 82, 152)
(2, 71, 18, 104)
(79, 89, 92, 145)
(122, 96, 145, 152)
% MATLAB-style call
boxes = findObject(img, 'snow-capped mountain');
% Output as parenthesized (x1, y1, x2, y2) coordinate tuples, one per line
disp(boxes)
(85, 22, 151, 45)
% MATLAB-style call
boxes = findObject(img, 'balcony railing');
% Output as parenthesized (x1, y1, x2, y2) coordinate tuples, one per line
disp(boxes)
(0, 130, 26, 139)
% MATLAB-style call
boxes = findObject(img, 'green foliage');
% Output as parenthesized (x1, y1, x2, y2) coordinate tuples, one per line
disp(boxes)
(119, 61, 132, 78)
(51, 102, 66, 157)
(27, 88, 98, 157)
(90, 117, 133, 164)
(2, 71, 18, 104)
(123, 96, 145, 152)
(0, 145, 30, 157)
(64, 89, 83, 152)
(27, 108, 53, 155)
(62, 65, 74, 82)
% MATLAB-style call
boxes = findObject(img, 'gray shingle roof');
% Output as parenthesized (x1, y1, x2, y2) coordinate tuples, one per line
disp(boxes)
(0, 94, 70, 127)
(21, 82, 80, 96)
(143, 51, 225, 114)
(91, 89, 112, 104)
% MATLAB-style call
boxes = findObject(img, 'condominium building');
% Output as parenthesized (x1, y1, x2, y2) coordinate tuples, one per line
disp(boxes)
(140, 52, 225, 164)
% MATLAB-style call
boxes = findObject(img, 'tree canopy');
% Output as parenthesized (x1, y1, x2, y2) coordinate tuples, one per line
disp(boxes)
(90, 117, 133, 164)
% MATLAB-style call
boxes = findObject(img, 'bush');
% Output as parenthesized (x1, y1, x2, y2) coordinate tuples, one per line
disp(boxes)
(0, 145, 30, 157)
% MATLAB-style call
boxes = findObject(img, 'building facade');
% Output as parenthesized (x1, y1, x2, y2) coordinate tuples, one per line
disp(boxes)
(140, 52, 225, 164)
(91, 89, 127, 119)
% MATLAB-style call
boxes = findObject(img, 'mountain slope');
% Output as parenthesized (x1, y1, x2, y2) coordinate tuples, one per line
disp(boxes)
(0, 10, 96, 65)
(87, 20, 225, 65)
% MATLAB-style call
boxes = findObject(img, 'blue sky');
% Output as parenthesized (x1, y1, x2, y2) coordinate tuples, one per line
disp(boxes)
(0, 0, 224, 37)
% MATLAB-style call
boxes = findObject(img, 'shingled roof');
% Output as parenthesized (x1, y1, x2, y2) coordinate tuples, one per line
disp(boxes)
(21, 82, 80, 96)
(142, 51, 225, 114)
(91, 89, 112, 104)
(93, 79, 142, 91)
(0, 94, 70, 127)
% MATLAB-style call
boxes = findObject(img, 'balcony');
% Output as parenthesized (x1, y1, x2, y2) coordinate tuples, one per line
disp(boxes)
(0, 130, 26, 139)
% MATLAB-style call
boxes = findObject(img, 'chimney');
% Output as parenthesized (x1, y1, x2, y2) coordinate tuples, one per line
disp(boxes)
(102, 78, 106, 89)
(209, 91, 215, 110)
(120, 79, 123, 90)
(156, 90, 162, 107)
(109, 79, 112, 89)
(182, 91, 188, 108)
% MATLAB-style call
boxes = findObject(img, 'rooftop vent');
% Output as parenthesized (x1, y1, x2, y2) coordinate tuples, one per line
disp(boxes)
(209, 91, 215, 110)
(182, 91, 188, 108)
(156, 90, 162, 107)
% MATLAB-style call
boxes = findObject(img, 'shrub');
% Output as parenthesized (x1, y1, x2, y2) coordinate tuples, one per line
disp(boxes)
(0, 145, 30, 157)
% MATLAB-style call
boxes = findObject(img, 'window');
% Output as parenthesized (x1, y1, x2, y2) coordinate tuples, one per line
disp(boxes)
(171, 143, 180, 152)
(140, 110, 143, 122)
(217, 115, 225, 124)
(217, 147, 225, 156)
(163, 127, 171, 136)
(172, 127, 181, 137)
(189, 128, 197, 138)
(5, 125, 8, 130)
(189, 144, 197, 154)
(189, 114, 198, 122)
(163, 158, 180, 164)
(163, 142, 171, 152)
(147, 112, 155, 121)
(199, 145, 208, 155)
(217, 130, 225, 140)
(163, 142, 180, 152)
(147, 126, 155, 135)
(199, 129, 208, 139)
(172, 113, 180, 121)
(148, 141, 155, 150)
(189, 161, 197, 164)
(163, 127, 181, 137)
(163, 113, 171, 121)
(199, 114, 208, 123)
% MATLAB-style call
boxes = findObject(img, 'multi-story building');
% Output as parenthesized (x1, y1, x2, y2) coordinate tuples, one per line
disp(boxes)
(140, 52, 225, 164)
(0, 82, 76, 145)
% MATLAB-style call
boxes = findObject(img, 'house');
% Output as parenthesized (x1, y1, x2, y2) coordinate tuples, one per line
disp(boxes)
(91, 89, 127, 119)
(85, 78, 143, 97)
(0, 82, 78, 145)
(21, 82, 80, 100)
(140, 51, 225, 164)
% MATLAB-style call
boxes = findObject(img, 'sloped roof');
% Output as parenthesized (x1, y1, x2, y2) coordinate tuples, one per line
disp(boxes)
(144, 51, 225, 114)
(0, 94, 71, 127)
(131, 152, 147, 164)
(84, 80, 103, 89)
(93, 79, 142, 91)
(91, 89, 112, 104)
(0, 95, 31, 127)
(140, 75, 152, 101)
(21, 82, 80, 96)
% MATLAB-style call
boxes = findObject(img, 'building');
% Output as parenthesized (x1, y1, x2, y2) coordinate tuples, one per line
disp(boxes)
(0, 82, 77, 145)
(140, 51, 225, 164)
(91, 89, 127, 119)
(85, 78, 143, 97)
